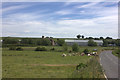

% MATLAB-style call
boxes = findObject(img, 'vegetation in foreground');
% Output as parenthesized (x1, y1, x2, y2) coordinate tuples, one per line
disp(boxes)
(71, 56, 104, 78)
(112, 48, 120, 58)
(2, 46, 106, 78)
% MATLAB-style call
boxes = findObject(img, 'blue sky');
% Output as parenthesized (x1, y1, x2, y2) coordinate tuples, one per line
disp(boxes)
(2, 2, 118, 38)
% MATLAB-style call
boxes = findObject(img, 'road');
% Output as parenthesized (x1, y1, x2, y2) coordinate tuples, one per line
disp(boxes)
(99, 51, 119, 79)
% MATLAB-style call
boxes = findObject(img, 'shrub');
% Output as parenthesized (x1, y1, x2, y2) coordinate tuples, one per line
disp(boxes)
(88, 40, 97, 46)
(83, 48, 89, 54)
(35, 47, 47, 51)
(9, 46, 16, 50)
(72, 43, 79, 52)
(16, 47, 23, 51)
(57, 39, 65, 46)
(50, 47, 55, 51)
(63, 44, 68, 51)
(76, 63, 87, 70)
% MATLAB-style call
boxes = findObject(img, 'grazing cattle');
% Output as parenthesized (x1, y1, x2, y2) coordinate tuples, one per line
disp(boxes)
(62, 53, 67, 57)
(81, 53, 84, 56)
(92, 52, 96, 55)
(69, 54, 72, 56)
(72, 53, 75, 56)
(88, 54, 91, 56)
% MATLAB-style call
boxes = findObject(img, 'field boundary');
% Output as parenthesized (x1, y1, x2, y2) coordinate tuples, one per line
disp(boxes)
(24, 64, 77, 66)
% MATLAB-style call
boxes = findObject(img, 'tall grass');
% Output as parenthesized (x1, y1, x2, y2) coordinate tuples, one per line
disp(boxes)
(70, 56, 104, 78)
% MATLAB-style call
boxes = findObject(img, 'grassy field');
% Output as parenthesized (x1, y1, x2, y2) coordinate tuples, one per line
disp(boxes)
(2, 46, 114, 78)
(112, 48, 120, 58)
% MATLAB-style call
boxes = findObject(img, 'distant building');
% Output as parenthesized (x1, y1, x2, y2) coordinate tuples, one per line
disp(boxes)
(65, 40, 103, 46)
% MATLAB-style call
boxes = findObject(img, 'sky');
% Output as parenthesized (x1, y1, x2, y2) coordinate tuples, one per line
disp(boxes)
(1, 2, 118, 38)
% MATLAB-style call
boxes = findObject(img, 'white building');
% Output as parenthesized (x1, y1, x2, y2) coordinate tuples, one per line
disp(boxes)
(65, 40, 103, 46)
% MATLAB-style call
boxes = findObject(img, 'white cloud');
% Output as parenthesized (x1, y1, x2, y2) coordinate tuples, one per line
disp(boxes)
(2, 0, 119, 2)
(55, 9, 74, 15)
(2, 14, 118, 38)
(2, 2, 118, 38)
(2, 5, 29, 13)
(76, 2, 99, 8)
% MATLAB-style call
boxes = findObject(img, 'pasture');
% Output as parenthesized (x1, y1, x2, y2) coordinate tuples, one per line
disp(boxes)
(2, 46, 111, 78)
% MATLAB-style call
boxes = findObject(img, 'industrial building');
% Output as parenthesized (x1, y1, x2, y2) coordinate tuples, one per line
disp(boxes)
(65, 40, 103, 46)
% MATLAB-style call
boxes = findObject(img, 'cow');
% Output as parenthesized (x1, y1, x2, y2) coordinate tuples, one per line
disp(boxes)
(62, 53, 67, 57)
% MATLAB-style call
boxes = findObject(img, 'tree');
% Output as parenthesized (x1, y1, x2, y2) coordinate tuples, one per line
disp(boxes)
(63, 43, 68, 51)
(88, 40, 97, 46)
(94, 38, 100, 40)
(42, 36, 44, 38)
(82, 35, 84, 39)
(103, 39, 108, 47)
(88, 37, 94, 39)
(115, 39, 120, 46)
(3, 37, 18, 44)
(77, 34, 81, 39)
(106, 37, 112, 39)
(72, 43, 79, 52)
(57, 39, 65, 46)
(46, 37, 49, 38)
(100, 37, 104, 39)
(41, 38, 51, 46)
(83, 48, 89, 54)
(50, 37, 53, 38)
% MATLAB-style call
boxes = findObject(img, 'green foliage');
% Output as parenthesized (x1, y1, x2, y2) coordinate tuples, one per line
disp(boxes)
(16, 47, 23, 51)
(88, 37, 94, 39)
(83, 48, 89, 54)
(72, 43, 79, 52)
(35, 47, 47, 51)
(57, 39, 65, 46)
(88, 40, 97, 46)
(81, 35, 84, 39)
(100, 37, 104, 39)
(103, 39, 108, 47)
(94, 38, 100, 40)
(106, 37, 112, 39)
(77, 34, 81, 39)
(115, 39, 120, 46)
(63, 43, 68, 51)
(9, 46, 16, 50)
(71, 57, 104, 78)
(41, 39, 51, 46)
(3, 37, 18, 44)
(112, 49, 120, 58)
(76, 63, 87, 70)
(50, 47, 55, 51)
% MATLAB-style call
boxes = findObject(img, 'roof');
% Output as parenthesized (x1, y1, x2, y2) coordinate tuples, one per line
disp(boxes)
(65, 40, 88, 42)
(65, 40, 103, 43)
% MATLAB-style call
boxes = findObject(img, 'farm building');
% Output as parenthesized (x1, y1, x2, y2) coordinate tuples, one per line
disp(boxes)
(65, 40, 103, 46)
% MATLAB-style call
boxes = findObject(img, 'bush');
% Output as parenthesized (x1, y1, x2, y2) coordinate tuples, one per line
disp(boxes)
(16, 47, 23, 51)
(35, 47, 47, 51)
(76, 63, 87, 70)
(83, 48, 89, 54)
(41, 39, 51, 46)
(88, 40, 97, 46)
(57, 39, 65, 46)
(50, 47, 55, 51)
(63, 44, 68, 51)
(72, 43, 79, 52)
(9, 46, 16, 50)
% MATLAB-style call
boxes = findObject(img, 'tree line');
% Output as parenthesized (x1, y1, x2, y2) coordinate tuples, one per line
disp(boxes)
(1, 36, 120, 47)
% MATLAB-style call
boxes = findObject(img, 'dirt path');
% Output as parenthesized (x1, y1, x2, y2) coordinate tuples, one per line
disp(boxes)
(24, 64, 77, 66)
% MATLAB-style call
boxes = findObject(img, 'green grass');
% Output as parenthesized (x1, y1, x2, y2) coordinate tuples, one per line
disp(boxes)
(2, 46, 116, 78)
(71, 57, 104, 78)
(2, 50, 90, 78)
(112, 48, 120, 58)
